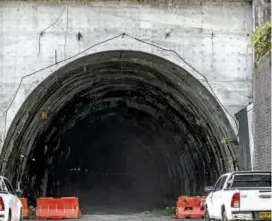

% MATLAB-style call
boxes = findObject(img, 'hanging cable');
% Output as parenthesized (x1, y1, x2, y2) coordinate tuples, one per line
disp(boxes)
(125, 33, 238, 129)
(64, 6, 69, 58)
(3, 32, 241, 139)
(38, 6, 66, 56)
(3, 33, 124, 138)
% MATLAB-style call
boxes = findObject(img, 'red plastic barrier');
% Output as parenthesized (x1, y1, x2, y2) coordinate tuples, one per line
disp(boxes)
(176, 196, 188, 207)
(36, 198, 65, 219)
(36, 197, 81, 219)
(176, 196, 205, 219)
(19, 198, 29, 217)
(61, 197, 81, 219)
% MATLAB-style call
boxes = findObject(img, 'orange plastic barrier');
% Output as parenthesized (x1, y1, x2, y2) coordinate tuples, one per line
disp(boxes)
(19, 198, 29, 217)
(61, 197, 81, 219)
(176, 196, 205, 219)
(176, 196, 188, 207)
(36, 198, 65, 219)
(36, 197, 80, 219)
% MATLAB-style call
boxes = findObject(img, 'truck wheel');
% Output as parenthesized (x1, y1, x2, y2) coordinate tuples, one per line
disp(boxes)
(19, 208, 23, 221)
(8, 210, 12, 221)
(222, 210, 228, 221)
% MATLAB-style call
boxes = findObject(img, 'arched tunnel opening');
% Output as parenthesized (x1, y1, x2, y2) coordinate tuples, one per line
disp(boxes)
(1, 50, 237, 213)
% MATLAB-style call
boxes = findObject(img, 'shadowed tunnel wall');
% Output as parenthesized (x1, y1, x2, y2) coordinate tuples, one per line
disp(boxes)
(0, 50, 237, 211)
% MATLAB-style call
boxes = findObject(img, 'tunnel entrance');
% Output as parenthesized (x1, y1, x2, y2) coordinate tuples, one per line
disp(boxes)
(1, 50, 237, 213)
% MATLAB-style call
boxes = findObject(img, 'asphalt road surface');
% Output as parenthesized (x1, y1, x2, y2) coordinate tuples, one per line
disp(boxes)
(28, 214, 203, 220)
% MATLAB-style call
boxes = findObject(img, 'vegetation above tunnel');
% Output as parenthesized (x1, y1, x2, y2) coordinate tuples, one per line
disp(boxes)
(250, 21, 272, 64)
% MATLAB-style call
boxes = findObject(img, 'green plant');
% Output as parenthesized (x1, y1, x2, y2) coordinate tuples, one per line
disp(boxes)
(151, 207, 176, 216)
(221, 137, 238, 145)
(250, 21, 272, 64)
(195, 118, 208, 138)
(196, 119, 208, 129)
(28, 207, 36, 218)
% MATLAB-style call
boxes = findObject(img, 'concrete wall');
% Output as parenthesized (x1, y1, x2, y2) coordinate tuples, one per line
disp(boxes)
(235, 103, 254, 171)
(252, 0, 271, 27)
(252, 52, 271, 170)
(251, 0, 271, 170)
(0, 0, 253, 151)
(247, 103, 254, 168)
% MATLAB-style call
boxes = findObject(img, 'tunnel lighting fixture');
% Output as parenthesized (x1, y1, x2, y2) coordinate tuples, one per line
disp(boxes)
(20, 154, 25, 158)
(32, 158, 36, 161)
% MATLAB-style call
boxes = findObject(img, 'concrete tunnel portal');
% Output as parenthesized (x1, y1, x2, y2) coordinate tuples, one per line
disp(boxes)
(0, 50, 237, 213)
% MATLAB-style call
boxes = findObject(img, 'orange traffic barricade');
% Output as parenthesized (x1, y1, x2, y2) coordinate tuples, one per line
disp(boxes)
(176, 196, 205, 219)
(176, 196, 188, 207)
(61, 197, 81, 219)
(19, 198, 29, 217)
(36, 198, 65, 219)
(36, 197, 81, 219)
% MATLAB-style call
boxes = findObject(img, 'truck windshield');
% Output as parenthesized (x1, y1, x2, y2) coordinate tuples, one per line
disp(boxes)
(231, 174, 271, 188)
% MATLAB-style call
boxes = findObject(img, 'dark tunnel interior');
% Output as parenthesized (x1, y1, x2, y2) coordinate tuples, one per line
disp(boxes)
(0, 50, 237, 213)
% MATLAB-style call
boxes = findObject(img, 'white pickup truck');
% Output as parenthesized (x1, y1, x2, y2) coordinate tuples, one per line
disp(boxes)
(204, 171, 271, 221)
(0, 176, 22, 221)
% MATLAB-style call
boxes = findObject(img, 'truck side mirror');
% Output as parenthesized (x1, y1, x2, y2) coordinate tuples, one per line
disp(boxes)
(15, 189, 23, 196)
(204, 186, 214, 193)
